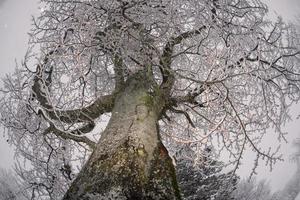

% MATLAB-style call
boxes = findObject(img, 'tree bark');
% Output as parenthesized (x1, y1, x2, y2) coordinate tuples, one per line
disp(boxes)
(63, 73, 181, 199)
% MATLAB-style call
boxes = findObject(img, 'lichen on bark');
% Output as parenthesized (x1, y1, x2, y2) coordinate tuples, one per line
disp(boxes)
(63, 73, 181, 200)
(64, 136, 181, 200)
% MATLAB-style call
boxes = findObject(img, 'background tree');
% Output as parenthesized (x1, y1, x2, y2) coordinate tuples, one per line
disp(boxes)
(0, 0, 300, 199)
(176, 146, 238, 200)
(272, 139, 300, 200)
(232, 138, 300, 200)
(0, 168, 29, 200)
(232, 178, 273, 200)
(0, 169, 17, 200)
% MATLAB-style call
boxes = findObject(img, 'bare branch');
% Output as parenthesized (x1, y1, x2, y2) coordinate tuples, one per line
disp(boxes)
(159, 26, 207, 94)
(32, 72, 116, 123)
(113, 54, 125, 91)
(43, 124, 96, 150)
(170, 107, 196, 128)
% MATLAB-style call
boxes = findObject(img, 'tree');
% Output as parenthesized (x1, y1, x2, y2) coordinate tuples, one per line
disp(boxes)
(0, 169, 16, 200)
(232, 178, 273, 200)
(176, 147, 238, 200)
(0, 168, 29, 200)
(272, 139, 300, 200)
(0, 0, 300, 199)
(232, 139, 300, 200)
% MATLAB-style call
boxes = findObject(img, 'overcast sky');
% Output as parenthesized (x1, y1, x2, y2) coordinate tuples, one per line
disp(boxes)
(0, 0, 299, 197)
(262, 0, 300, 21)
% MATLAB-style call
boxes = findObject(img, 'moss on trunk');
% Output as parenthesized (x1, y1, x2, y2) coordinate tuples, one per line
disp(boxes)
(63, 73, 181, 199)
(64, 138, 181, 199)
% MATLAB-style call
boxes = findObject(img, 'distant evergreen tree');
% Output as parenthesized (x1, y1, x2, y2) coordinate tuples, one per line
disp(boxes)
(0, 180, 16, 200)
(176, 147, 238, 200)
(0, 168, 29, 200)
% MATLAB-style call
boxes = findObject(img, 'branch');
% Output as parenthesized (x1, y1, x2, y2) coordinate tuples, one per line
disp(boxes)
(225, 87, 282, 163)
(113, 54, 125, 91)
(169, 107, 195, 128)
(31, 65, 116, 123)
(42, 124, 96, 149)
(37, 107, 97, 149)
(70, 121, 95, 135)
(170, 87, 205, 106)
(32, 77, 115, 123)
(159, 26, 207, 94)
(94, 32, 125, 91)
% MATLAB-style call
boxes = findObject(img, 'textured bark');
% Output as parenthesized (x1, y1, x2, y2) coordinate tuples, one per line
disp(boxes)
(63, 73, 181, 200)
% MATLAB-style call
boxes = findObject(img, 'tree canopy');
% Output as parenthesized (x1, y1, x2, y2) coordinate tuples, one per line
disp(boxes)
(0, 0, 300, 199)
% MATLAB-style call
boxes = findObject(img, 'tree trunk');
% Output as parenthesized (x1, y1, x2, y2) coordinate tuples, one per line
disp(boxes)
(63, 73, 181, 199)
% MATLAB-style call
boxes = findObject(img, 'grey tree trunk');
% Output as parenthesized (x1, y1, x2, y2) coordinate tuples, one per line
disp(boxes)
(63, 74, 181, 199)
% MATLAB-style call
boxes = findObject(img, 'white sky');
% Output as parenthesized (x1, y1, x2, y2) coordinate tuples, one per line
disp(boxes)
(0, 0, 299, 198)
(262, 0, 300, 22)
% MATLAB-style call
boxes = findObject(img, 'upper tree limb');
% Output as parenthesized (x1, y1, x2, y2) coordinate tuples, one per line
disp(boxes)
(159, 26, 207, 96)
